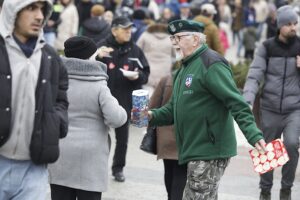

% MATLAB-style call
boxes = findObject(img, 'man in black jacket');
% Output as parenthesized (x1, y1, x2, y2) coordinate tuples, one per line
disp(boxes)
(0, 0, 68, 199)
(97, 16, 150, 182)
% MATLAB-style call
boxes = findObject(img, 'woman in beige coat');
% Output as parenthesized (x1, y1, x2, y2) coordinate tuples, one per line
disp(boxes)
(148, 70, 187, 200)
(54, 0, 79, 52)
(137, 23, 174, 89)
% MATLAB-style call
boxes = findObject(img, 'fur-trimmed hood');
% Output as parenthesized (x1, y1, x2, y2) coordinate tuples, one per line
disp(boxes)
(61, 57, 108, 81)
(147, 23, 168, 34)
(146, 23, 169, 40)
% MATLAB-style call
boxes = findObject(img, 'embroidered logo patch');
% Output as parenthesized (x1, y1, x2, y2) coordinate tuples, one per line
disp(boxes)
(185, 74, 193, 88)
(170, 24, 176, 33)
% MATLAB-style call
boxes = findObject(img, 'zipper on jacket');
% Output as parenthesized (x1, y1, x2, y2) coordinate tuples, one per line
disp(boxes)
(175, 73, 183, 142)
(175, 68, 186, 143)
(279, 58, 287, 113)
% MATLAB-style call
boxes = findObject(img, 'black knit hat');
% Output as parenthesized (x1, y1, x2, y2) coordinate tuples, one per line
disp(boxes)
(64, 36, 97, 59)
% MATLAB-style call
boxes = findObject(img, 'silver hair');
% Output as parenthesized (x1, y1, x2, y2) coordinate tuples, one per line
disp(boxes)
(193, 32, 206, 45)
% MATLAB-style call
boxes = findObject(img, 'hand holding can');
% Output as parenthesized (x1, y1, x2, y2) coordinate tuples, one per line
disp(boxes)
(131, 89, 149, 127)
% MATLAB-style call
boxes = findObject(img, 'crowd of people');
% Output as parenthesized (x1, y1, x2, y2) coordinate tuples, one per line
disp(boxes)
(0, 0, 300, 200)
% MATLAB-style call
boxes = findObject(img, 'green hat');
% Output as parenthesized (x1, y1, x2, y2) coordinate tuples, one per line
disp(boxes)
(167, 20, 205, 35)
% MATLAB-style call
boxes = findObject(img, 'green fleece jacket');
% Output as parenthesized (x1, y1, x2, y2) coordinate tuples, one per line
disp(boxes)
(149, 44, 263, 165)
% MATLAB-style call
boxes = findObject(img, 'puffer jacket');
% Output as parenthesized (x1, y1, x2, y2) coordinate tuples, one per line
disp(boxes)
(0, 0, 69, 164)
(243, 36, 300, 114)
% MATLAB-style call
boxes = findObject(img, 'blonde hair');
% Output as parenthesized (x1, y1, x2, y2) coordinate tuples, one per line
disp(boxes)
(91, 5, 105, 17)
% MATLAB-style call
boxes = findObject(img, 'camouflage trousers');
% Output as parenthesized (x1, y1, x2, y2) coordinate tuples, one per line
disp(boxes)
(182, 159, 230, 200)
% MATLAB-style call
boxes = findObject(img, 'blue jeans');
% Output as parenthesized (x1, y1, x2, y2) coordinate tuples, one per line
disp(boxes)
(44, 32, 56, 47)
(0, 155, 48, 200)
(232, 30, 244, 57)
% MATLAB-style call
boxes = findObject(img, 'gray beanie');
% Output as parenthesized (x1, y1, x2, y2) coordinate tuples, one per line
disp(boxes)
(277, 5, 298, 28)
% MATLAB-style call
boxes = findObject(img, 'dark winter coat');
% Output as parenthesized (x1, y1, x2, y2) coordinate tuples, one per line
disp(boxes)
(0, 37, 69, 164)
(82, 17, 111, 43)
(243, 36, 300, 114)
(97, 34, 150, 115)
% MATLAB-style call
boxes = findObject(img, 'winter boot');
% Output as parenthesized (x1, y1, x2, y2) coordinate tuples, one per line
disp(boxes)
(260, 189, 271, 200)
(280, 188, 291, 200)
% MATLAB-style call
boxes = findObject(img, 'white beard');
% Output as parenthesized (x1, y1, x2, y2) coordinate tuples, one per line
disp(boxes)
(175, 49, 184, 61)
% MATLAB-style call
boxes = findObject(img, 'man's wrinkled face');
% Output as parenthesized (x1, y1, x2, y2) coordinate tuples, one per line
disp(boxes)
(112, 26, 132, 44)
(169, 32, 195, 61)
(14, 2, 45, 43)
(280, 21, 298, 40)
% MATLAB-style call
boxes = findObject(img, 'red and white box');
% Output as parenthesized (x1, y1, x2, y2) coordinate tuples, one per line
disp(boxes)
(249, 139, 289, 174)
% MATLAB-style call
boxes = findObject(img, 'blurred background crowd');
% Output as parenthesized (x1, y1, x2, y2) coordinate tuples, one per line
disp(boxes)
(2, 0, 300, 65)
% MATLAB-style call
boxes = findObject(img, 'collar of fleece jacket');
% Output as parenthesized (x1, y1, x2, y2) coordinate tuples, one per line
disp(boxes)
(0, 0, 53, 38)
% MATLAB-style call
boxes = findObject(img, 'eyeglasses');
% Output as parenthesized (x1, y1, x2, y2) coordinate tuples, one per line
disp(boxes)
(169, 34, 193, 42)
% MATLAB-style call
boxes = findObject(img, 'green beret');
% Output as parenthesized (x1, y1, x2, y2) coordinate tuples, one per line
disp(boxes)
(167, 20, 205, 35)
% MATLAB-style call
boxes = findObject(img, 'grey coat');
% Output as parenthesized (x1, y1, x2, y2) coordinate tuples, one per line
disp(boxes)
(48, 57, 127, 192)
(243, 36, 300, 114)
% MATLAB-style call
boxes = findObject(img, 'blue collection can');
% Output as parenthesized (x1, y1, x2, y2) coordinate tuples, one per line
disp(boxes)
(131, 89, 149, 127)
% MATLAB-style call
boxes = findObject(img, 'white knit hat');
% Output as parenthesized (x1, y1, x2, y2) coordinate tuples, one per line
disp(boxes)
(201, 3, 217, 15)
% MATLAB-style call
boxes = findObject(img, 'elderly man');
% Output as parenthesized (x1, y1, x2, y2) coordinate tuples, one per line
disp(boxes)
(148, 19, 266, 199)
(96, 16, 150, 182)
(0, 0, 68, 200)
(243, 5, 300, 200)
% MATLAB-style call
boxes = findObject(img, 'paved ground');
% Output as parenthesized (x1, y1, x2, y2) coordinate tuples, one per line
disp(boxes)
(100, 124, 300, 200)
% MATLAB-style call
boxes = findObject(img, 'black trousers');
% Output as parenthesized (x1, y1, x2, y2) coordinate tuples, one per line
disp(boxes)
(50, 184, 102, 200)
(244, 49, 254, 60)
(163, 159, 187, 200)
(259, 110, 300, 190)
(112, 120, 129, 174)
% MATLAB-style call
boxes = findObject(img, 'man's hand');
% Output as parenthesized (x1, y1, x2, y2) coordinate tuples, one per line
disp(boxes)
(254, 139, 267, 154)
(97, 46, 114, 58)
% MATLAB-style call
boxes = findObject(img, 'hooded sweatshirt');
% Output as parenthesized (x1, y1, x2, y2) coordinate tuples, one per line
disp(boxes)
(82, 17, 110, 44)
(0, 0, 53, 160)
